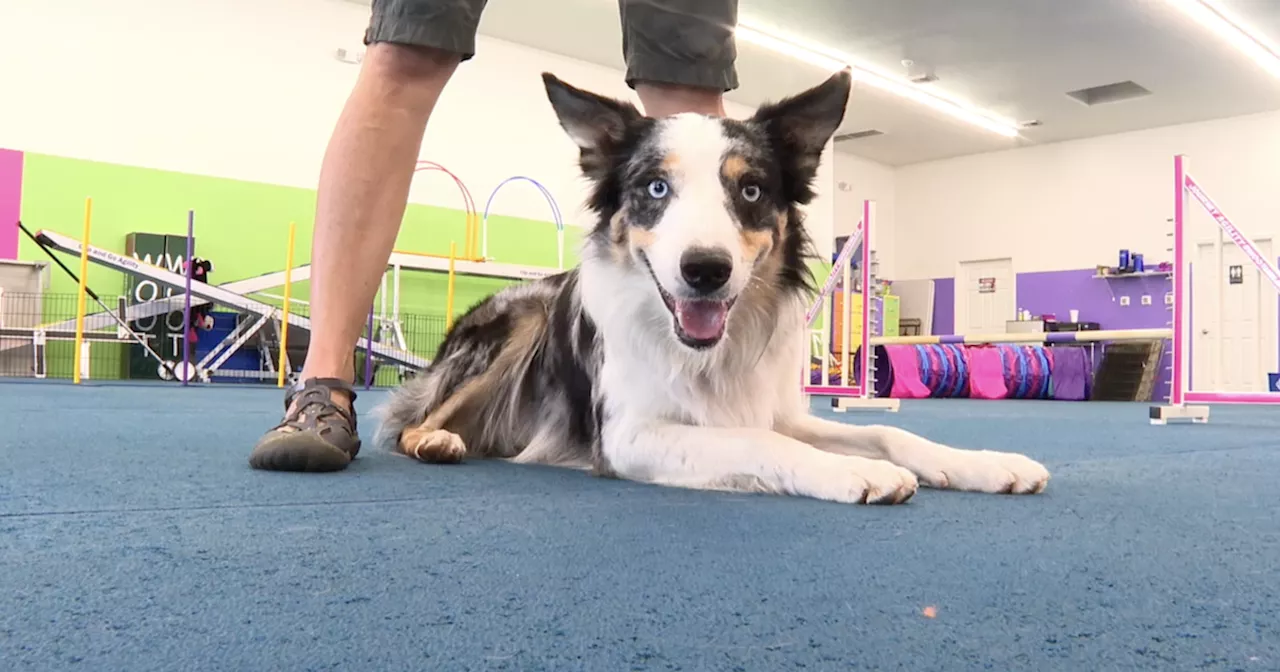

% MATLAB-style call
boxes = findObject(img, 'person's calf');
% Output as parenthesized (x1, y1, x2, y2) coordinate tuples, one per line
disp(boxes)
(296, 42, 461, 391)
(634, 80, 726, 117)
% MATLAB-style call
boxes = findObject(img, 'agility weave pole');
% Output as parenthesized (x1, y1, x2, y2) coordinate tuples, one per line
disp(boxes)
(276, 221, 296, 388)
(1151, 154, 1280, 424)
(182, 210, 194, 385)
(800, 199, 899, 412)
(72, 198, 92, 383)
(481, 176, 567, 270)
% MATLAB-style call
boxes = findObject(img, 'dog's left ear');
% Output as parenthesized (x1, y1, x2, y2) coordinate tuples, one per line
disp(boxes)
(750, 68, 853, 204)
(542, 72, 643, 177)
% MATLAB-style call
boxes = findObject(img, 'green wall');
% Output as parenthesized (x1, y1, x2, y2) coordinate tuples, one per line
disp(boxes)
(15, 152, 581, 378)
(18, 152, 582, 315)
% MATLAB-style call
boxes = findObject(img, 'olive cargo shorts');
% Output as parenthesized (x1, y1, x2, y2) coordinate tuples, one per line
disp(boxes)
(364, 0, 739, 92)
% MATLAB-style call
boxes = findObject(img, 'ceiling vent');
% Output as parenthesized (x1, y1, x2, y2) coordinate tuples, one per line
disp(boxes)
(1065, 80, 1152, 106)
(834, 129, 884, 142)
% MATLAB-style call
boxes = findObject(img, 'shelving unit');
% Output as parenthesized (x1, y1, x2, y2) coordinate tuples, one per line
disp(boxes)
(1092, 269, 1172, 280)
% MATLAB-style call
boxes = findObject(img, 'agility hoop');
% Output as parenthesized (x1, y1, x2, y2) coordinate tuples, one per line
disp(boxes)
(413, 161, 480, 260)
(482, 176, 566, 270)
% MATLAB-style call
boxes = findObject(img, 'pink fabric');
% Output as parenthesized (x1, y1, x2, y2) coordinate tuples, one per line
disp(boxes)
(0, 149, 22, 260)
(885, 345, 930, 398)
(966, 346, 1009, 399)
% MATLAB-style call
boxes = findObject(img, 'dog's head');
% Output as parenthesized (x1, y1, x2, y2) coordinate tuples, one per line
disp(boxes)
(542, 69, 851, 350)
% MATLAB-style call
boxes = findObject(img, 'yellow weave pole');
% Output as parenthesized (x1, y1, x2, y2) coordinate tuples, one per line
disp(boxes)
(276, 221, 297, 387)
(445, 241, 457, 330)
(72, 197, 93, 384)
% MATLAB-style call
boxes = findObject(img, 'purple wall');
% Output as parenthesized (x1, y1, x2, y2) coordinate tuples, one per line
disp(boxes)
(1017, 269, 1172, 400)
(1016, 269, 1171, 330)
(931, 278, 954, 335)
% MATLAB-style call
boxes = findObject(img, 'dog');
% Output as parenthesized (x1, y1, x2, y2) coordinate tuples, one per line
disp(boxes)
(373, 69, 1050, 504)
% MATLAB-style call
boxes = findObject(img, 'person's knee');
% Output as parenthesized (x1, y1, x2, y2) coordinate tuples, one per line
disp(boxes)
(362, 42, 461, 89)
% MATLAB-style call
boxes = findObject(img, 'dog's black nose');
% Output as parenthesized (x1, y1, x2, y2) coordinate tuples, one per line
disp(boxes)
(680, 248, 733, 294)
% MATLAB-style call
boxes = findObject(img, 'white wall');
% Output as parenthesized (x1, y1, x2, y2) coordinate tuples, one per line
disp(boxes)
(832, 151, 896, 277)
(0, 0, 836, 256)
(893, 109, 1280, 281)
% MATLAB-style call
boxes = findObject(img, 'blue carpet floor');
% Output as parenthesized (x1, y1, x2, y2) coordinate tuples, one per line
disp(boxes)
(1, 381, 1277, 671)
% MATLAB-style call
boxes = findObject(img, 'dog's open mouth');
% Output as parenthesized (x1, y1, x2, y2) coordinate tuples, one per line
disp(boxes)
(639, 252, 735, 348)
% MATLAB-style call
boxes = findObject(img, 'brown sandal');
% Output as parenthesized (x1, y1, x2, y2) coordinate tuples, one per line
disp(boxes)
(248, 377, 361, 472)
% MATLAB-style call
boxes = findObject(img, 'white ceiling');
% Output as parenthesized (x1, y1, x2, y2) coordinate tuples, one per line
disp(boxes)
(467, 0, 1280, 166)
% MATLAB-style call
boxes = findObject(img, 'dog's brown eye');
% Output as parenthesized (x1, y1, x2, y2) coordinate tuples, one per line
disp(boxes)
(741, 184, 761, 202)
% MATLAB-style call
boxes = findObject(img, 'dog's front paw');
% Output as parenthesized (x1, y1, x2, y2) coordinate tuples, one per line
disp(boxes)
(917, 449, 1049, 494)
(806, 456, 919, 505)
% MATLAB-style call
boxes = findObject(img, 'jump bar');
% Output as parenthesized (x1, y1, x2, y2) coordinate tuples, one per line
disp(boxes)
(872, 328, 1171, 346)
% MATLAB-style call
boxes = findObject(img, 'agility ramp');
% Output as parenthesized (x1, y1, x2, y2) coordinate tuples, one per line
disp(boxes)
(34, 229, 430, 373)
(41, 263, 315, 334)
(59, 247, 553, 336)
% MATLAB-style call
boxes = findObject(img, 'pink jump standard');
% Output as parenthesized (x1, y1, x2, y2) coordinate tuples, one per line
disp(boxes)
(1150, 154, 1280, 424)
(800, 199, 899, 413)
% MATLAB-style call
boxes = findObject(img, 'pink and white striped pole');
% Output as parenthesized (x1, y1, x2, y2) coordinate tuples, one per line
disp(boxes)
(858, 200, 873, 397)
(1170, 155, 1188, 406)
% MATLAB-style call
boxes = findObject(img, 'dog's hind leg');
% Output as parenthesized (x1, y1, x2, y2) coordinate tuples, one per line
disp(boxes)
(773, 415, 1050, 494)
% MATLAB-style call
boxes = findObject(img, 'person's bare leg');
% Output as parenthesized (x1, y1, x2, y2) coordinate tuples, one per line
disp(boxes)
(249, 43, 459, 472)
(304, 43, 458, 396)
(634, 81, 726, 117)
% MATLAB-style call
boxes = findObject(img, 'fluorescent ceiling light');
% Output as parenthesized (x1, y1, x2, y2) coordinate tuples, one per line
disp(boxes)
(1165, 0, 1280, 78)
(734, 20, 1021, 138)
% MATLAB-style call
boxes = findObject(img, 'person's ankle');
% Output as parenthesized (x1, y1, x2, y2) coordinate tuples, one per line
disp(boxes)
(292, 369, 355, 412)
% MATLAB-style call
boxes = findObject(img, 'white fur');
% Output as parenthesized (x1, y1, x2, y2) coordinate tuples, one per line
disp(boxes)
(641, 115, 759, 303)
(575, 120, 1050, 504)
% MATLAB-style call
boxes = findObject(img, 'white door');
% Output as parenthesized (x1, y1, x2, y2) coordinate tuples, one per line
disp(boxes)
(956, 258, 1015, 334)
(1193, 238, 1277, 392)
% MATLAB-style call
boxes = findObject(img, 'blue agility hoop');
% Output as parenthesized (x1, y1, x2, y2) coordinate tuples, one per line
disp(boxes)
(482, 176, 566, 270)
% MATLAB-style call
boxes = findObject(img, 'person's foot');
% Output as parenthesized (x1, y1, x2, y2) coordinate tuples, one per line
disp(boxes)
(249, 377, 361, 472)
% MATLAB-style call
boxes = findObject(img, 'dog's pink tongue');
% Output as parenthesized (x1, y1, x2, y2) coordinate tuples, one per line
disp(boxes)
(675, 300, 728, 340)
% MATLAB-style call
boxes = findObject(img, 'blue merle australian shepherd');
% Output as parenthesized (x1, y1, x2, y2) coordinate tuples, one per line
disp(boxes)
(375, 69, 1049, 504)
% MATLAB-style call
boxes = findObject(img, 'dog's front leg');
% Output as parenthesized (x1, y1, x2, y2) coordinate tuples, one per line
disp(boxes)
(601, 424, 919, 505)
(774, 415, 1050, 495)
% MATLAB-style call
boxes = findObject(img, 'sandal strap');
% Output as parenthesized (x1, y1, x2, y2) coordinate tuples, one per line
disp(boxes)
(278, 377, 359, 434)
(285, 377, 357, 408)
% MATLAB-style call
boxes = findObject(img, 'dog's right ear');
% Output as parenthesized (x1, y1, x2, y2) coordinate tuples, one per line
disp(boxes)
(542, 72, 642, 158)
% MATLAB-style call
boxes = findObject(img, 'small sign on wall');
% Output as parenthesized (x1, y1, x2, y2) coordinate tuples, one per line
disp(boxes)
(1228, 265, 1244, 284)
(978, 277, 997, 293)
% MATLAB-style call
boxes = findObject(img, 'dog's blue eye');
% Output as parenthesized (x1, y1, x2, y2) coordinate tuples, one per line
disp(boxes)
(647, 179, 669, 199)
(741, 184, 761, 202)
